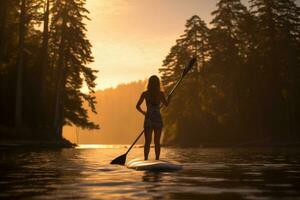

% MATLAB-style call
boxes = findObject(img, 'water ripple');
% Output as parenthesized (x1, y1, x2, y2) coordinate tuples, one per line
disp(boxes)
(1, 146, 300, 200)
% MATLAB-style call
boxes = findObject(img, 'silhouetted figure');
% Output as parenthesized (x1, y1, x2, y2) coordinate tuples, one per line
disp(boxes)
(136, 75, 170, 160)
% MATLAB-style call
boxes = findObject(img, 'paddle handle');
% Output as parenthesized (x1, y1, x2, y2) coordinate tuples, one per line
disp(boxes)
(168, 57, 196, 97)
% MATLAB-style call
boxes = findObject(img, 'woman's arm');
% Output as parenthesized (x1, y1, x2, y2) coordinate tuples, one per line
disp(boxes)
(160, 92, 171, 107)
(136, 92, 146, 115)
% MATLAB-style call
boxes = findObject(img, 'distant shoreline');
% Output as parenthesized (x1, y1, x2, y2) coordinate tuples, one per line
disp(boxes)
(1, 125, 299, 149)
(0, 126, 75, 148)
(164, 138, 300, 148)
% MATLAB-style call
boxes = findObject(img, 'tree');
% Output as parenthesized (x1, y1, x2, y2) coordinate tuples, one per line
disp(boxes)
(249, 0, 300, 137)
(160, 15, 210, 146)
(208, 0, 253, 141)
(50, 0, 98, 138)
(0, 1, 18, 127)
(15, 0, 26, 127)
(0, 0, 99, 141)
(38, 0, 50, 126)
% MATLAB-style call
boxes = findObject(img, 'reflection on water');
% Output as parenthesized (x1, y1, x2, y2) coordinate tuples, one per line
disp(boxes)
(0, 145, 300, 200)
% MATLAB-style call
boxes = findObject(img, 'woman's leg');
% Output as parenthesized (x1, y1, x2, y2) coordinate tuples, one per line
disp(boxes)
(154, 128, 162, 160)
(144, 128, 153, 160)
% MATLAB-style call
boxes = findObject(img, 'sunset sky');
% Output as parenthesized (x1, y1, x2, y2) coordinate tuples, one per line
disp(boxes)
(85, 0, 253, 90)
(84, 0, 218, 90)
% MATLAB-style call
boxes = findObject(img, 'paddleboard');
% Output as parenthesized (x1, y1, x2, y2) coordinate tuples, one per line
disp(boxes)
(126, 158, 182, 171)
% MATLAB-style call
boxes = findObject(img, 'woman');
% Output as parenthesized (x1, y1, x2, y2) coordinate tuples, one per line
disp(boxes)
(136, 75, 170, 160)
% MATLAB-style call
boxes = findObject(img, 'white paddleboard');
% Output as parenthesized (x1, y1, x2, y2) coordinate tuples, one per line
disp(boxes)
(126, 158, 182, 171)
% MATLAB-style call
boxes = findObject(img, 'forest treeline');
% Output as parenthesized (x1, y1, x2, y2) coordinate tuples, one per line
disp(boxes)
(64, 80, 146, 144)
(160, 0, 300, 146)
(0, 0, 97, 139)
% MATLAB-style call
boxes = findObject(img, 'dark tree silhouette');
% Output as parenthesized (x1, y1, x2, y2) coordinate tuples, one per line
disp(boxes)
(15, 0, 26, 127)
(249, 0, 300, 138)
(0, 0, 98, 141)
(160, 15, 211, 146)
(50, 0, 98, 138)
(160, 0, 300, 146)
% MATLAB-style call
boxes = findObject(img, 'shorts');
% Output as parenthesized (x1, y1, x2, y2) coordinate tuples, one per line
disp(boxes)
(144, 111, 163, 129)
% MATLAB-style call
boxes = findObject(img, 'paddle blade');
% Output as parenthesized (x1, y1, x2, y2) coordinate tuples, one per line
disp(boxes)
(110, 153, 127, 165)
(182, 57, 197, 77)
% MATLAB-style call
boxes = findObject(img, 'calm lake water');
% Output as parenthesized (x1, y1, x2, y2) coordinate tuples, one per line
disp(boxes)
(1, 145, 300, 200)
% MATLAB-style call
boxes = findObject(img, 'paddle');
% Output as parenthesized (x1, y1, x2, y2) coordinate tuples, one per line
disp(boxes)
(110, 57, 197, 165)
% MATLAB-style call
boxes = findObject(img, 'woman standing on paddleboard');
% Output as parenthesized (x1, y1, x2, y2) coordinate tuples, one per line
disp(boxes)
(136, 75, 170, 160)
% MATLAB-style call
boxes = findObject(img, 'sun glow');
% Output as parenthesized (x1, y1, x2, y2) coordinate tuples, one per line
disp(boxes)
(85, 0, 215, 90)
(76, 144, 125, 149)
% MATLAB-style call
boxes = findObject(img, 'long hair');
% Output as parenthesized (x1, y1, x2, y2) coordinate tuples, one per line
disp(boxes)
(146, 75, 161, 100)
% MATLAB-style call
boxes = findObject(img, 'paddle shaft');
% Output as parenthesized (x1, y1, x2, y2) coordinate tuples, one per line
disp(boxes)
(125, 129, 144, 154)
(125, 73, 185, 155)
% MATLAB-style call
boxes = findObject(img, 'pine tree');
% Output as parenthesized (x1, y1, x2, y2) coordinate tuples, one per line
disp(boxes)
(250, 0, 300, 137)
(209, 0, 252, 140)
(0, 0, 10, 62)
(0, 1, 19, 126)
(38, 0, 50, 126)
(15, 0, 26, 127)
(160, 15, 210, 146)
(50, 0, 98, 138)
